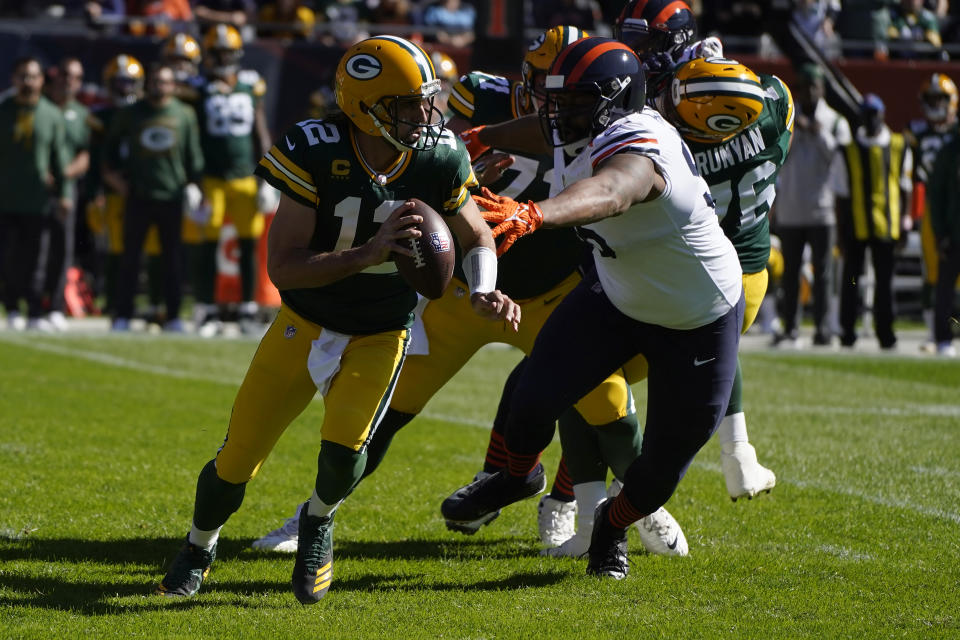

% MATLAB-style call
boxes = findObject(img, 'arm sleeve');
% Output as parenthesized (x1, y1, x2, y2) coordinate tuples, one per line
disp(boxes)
(442, 136, 479, 215)
(254, 122, 319, 208)
(447, 73, 482, 123)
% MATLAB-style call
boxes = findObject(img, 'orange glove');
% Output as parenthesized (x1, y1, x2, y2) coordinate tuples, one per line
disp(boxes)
(472, 187, 544, 256)
(459, 125, 490, 162)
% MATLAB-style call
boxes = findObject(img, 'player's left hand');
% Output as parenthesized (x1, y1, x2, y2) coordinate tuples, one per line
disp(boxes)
(473, 152, 514, 187)
(472, 187, 544, 256)
(471, 289, 520, 332)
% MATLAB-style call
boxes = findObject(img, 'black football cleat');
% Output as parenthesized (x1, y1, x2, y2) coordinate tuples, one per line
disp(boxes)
(156, 536, 216, 597)
(441, 464, 546, 525)
(291, 502, 335, 605)
(586, 499, 630, 580)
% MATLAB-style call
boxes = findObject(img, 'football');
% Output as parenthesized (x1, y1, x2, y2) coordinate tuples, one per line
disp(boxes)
(393, 198, 455, 299)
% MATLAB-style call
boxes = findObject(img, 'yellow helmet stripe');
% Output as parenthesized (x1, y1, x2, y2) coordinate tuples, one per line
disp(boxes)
(376, 35, 436, 84)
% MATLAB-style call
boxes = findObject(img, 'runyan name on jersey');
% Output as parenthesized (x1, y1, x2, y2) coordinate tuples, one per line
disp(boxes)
(692, 126, 766, 178)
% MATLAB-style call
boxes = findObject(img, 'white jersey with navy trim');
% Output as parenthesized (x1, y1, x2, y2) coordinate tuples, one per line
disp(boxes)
(560, 108, 743, 330)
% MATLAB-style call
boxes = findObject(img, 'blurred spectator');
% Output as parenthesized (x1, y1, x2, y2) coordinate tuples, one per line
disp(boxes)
(926, 127, 960, 357)
(531, 0, 601, 31)
(317, 0, 373, 46)
(371, 0, 413, 25)
(0, 57, 71, 331)
(793, 0, 842, 59)
(422, 0, 476, 47)
(101, 63, 204, 332)
(85, 0, 125, 20)
(773, 62, 851, 348)
(125, 0, 192, 38)
(905, 73, 958, 351)
(258, 0, 316, 41)
(836, 0, 893, 59)
(43, 57, 92, 331)
(887, 0, 946, 59)
(925, 0, 949, 18)
(834, 94, 913, 350)
(194, 0, 255, 28)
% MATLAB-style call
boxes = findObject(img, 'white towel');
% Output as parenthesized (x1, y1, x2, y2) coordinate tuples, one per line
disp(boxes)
(307, 328, 352, 396)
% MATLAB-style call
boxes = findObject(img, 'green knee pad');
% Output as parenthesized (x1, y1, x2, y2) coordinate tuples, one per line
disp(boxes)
(595, 412, 642, 480)
(557, 408, 607, 484)
(315, 441, 367, 506)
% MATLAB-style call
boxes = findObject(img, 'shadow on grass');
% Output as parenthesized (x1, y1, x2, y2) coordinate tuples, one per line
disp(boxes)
(0, 535, 570, 614)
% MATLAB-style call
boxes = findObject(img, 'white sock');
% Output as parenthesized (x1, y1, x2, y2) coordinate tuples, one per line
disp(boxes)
(188, 525, 222, 551)
(572, 481, 608, 539)
(717, 412, 749, 448)
(307, 489, 341, 518)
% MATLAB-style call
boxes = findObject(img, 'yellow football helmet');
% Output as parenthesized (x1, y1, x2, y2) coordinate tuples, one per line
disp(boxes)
(102, 54, 144, 105)
(920, 72, 958, 125)
(162, 33, 202, 81)
(203, 23, 243, 77)
(522, 25, 588, 111)
(659, 57, 765, 143)
(430, 51, 459, 84)
(335, 35, 444, 152)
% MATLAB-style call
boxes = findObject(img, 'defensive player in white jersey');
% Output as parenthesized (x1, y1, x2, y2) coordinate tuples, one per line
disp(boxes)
(442, 37, 744, 579)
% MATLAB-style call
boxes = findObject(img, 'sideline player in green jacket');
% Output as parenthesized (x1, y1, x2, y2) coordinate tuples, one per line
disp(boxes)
(102, 63, 204, 331)
(155, 35, 519, 604)
(0, 56, 70, 330)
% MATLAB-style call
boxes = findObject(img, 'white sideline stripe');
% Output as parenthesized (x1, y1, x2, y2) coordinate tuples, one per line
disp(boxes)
(756, 403, 960, 419)
(910, 465, 960, 478)
(6, 336, 958, 524)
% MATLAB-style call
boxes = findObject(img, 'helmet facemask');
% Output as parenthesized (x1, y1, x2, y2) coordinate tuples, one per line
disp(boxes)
(208, 48, 242, 79)
(539, 75, 636, 147)
(365, 79, 445, 152)
(922, 90, 954, 124)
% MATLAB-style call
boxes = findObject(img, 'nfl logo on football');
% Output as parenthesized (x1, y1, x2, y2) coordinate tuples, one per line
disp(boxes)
(430, 232, 450, 253)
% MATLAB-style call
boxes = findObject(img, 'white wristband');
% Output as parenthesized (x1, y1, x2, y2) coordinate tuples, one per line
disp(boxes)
(463, 246, 497, 295)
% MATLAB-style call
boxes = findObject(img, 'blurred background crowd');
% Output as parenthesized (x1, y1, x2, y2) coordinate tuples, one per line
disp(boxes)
(0, 0, 958, 354)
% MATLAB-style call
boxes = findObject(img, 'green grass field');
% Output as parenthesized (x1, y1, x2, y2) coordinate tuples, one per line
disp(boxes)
(1, 331, 958, 639)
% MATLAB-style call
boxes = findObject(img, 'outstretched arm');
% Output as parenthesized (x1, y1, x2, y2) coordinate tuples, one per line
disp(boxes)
(538, 153, 665, 228)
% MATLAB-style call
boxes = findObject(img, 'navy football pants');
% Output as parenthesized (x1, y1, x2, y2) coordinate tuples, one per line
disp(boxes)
(504, 271, 744, 516)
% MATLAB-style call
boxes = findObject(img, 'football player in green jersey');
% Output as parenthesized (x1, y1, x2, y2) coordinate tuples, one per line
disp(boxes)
(904, 73, 959, 351)
(251, 26, 688, 560)
(648, 56, 793, 500)
(185, 24, 274, 336)
(156, 35, 519, 605)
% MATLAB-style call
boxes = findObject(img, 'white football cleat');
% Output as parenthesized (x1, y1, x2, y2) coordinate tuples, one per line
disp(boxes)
(47, 311, 69, 332)
(721, 442, 776, 501)
(635, 506, 688, 556)
(537, 495, 576, 547)
(541, 532, 590, 558)
(251, 503, 303, 553)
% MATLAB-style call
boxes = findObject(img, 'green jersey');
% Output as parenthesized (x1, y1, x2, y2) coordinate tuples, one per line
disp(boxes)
(0, 94, 69, 214)
(59, 98, 90, 199)
(195, 70, 266, 180)
(686, 74, 795, 274)
(103, 97, 204, 202)
(904, 118, 957, 185)
(254, 116, 477, 334)
(449, 71, 584, 299)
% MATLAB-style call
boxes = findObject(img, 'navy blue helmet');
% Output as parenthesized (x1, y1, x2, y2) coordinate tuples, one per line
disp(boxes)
(538, 37, 646, 146)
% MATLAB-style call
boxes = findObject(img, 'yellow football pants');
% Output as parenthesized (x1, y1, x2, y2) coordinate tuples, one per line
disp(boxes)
(215, 304, 408, 484)
(184, 175, 262, 243)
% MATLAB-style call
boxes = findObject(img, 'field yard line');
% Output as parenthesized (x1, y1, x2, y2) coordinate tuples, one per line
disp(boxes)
(697, 460, 960, 524)
(6, 335, 958, 524)
(748, 355, 957, 394)
(0, 335, 239, 386)
(754, 403, 960, 418)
